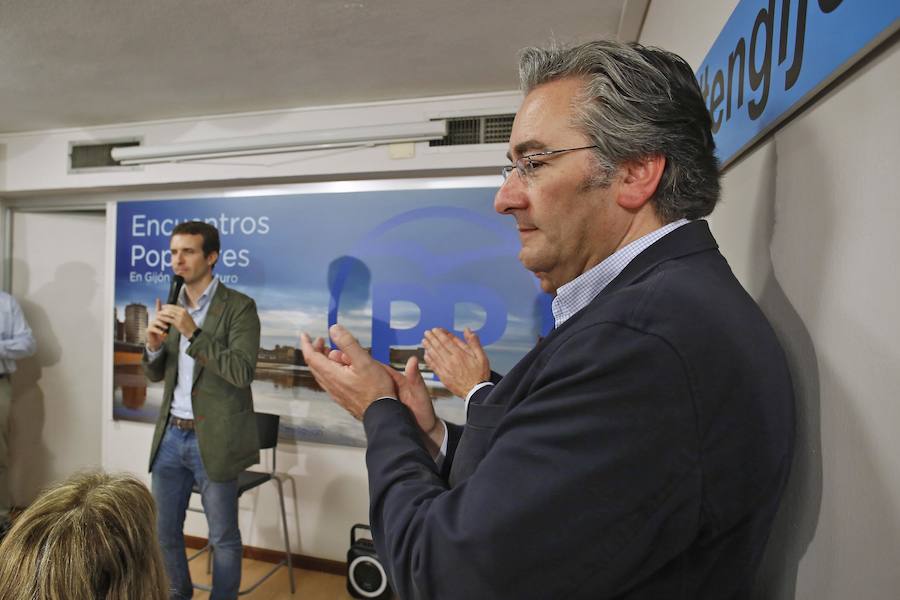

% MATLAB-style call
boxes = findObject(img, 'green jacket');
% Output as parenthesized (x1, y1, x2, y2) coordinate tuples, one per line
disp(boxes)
(143, 282, 261, 482)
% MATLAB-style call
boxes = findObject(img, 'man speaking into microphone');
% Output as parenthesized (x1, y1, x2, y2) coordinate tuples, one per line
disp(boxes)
(143, 221, 260, 600)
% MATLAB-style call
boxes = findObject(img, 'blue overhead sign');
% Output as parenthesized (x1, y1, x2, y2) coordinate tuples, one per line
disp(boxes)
(696, 0, 900, 166)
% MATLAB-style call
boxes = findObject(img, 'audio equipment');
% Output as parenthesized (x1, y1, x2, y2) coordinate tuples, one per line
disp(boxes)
(347, 524, 391, 599)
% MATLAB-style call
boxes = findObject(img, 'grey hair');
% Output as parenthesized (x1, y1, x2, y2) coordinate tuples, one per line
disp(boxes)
(519, 40, 720, 221)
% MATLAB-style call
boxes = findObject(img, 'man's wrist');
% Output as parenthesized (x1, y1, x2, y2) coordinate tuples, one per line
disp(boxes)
(425, 419, 446, 459)
(466, 381, 494, 402)
(366, 395, 398, 413)
(145, 343, 164, 361)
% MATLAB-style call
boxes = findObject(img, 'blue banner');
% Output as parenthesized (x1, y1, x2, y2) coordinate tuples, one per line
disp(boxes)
(113, 186, 553, 447)
(697, 0, 900, 165)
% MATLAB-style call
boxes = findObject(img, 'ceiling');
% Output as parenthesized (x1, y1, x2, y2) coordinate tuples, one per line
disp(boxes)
(0, 0, 645, 134)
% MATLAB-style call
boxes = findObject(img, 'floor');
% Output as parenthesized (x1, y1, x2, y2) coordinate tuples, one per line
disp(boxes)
(188, 554, 353, 600)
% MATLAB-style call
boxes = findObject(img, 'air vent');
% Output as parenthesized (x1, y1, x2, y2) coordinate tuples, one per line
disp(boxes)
(429, 115, 514, 146)
(69, 140, 141, 171)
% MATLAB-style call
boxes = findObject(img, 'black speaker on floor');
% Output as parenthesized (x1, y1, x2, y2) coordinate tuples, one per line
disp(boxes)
(347, 524, 392, 599)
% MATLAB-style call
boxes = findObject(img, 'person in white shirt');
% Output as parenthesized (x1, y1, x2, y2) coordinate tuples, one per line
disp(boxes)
(0, 291, 37, 537)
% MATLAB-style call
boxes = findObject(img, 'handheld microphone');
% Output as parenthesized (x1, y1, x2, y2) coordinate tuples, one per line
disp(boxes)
(164, 275, 185, 332)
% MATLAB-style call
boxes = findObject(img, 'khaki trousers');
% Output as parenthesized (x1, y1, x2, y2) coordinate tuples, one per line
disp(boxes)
(0, 377, 11, 522)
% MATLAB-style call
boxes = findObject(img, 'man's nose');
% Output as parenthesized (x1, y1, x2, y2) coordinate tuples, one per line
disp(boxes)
(494, 175, 529, 214)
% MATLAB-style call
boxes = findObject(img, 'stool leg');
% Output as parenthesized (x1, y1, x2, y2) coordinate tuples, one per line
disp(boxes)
(275, 476, 295, 593)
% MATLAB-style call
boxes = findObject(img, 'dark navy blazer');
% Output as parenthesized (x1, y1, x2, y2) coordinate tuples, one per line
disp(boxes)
(363, 220, 795, 599)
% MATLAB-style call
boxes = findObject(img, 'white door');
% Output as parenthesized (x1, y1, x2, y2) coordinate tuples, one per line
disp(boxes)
(9, 210, 106, 504)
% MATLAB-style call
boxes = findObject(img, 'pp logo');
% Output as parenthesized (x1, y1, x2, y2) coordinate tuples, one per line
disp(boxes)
(328, 205, 538, 364)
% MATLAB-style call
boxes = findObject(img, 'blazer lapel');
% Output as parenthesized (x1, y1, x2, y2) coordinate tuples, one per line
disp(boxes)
(166, 328, 182, 394)
(192, 282, 228, 386)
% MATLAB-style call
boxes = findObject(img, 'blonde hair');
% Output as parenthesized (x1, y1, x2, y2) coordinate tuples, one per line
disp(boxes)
(0, 471, 168, 600)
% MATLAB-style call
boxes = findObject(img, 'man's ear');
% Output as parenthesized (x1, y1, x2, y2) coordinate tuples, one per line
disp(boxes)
(616, 155, 666, 210)
(206, 250, 219, 268)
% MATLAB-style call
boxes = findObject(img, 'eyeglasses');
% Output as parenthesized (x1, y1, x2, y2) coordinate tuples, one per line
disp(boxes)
(501, 145, 599, 182)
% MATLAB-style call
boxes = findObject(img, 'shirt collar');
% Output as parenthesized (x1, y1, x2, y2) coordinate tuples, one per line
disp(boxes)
(179, 276, 219, 311)
(551, 218, 690, 328)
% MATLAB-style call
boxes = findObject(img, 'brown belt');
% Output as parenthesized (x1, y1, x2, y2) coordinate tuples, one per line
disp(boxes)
(169, 416, 195, 431)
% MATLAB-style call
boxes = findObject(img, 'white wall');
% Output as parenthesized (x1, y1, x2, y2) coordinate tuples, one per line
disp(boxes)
(642, 2, 900, 598)
(9, 212, 106, 503)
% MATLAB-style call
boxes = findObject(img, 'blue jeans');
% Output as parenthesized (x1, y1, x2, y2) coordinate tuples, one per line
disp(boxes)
(152, 424, 242, 600)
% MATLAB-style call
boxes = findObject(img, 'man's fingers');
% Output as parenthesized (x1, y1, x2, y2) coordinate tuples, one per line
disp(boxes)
(301, 333, 334, 371)
(158, 307, 178, 320)
(405, 355, 419, 374)
(433, 327, 468, 352)
(404, 356, 425, 386)
(155, 298, 162, 311)
(422, 348, 437, 373)
(329, 324, 370, 363)
(300, 332, 315, 355)
(422, 336, 436, 359)
(424, 329, 460, 364)
(328, 349, 352, 366)
(424, 328, 451, 353)
(423, 345, 446, 372)
(300, 336, 337, 390)
(429, 327, 472, 356)
(464, 327, 486, 357)
(303, 336, 333, 360)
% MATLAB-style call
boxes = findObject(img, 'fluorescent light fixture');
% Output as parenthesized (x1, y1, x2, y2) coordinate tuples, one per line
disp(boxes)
(111, 120, 448, 165)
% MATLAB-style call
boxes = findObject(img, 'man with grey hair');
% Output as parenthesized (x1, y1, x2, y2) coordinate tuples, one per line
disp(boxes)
(302, 40, 794, 599)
